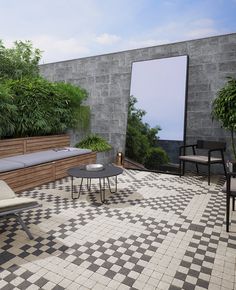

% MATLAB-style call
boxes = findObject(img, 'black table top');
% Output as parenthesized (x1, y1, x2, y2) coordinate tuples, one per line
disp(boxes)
(67, 164, 123, 179)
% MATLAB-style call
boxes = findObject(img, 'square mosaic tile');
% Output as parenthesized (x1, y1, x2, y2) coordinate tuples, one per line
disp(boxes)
(0, 170, 236, 289)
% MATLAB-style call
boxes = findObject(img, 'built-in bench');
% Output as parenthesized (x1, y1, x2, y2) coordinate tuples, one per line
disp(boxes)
(0, 134, 96, 192)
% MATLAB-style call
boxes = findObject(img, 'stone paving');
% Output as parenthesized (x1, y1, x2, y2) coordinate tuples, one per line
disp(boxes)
(0, 169, 235, 290)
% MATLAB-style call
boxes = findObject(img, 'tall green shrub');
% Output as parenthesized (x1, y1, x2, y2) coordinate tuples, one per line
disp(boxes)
(6, 77, 89, 137)
(0, 83, 17, 137)
(0, 39, 90, 138)
(144, 147, 169, 170)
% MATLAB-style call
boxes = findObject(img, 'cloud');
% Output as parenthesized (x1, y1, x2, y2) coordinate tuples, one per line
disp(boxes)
(95, 33, 121, 45)
(185, 27, 218, 39)
(192, 18, 215, 27)
(136, 17, 220, 46)
(30, 35, 91, 63)
(124, 38, 169, 50)
(2, 16, 223, 64)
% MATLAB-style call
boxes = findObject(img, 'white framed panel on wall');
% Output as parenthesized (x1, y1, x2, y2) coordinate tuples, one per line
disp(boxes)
(125, 55, 188, 173)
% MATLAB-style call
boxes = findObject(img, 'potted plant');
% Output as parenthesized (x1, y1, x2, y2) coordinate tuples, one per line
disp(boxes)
(75, 134, 112, 152)
(212, 77, 236, 171)
(75, 134, 113, 164)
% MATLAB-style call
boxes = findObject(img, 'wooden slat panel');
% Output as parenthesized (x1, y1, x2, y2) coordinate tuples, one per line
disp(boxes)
(0, 134, 70, 157)
(26, 134, 70, 153)
(0, 138, 25, 158)
(0, 163, 54, 192)
(55, 152, 96, 179)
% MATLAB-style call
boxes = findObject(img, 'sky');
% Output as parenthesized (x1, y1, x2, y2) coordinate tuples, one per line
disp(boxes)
(1, 0, 236, 64)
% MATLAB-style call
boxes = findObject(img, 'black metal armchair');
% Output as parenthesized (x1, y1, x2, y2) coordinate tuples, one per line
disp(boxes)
(222, 172, 236, 232)
(179, 140, 227, 185)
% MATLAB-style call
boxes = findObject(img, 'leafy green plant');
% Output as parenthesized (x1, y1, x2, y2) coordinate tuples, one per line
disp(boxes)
(5, 77, 89, 137)
(0, 83, 17, 137)
(0, 39, 90, 138)
(75, 134, 112, 152)
(54, 81, 90, 130)
(212, 77, 236, 159)
(0, 40, 41, 80)
(144, 147, 169, 170)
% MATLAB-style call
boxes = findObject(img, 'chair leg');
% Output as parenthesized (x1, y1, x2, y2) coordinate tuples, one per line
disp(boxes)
(195, 163, 199, 174)
(182, 161, 185, 176)
(179, 160, 182, 177)
(226, 193, 230, 232)
(233, 196, 235, 211)
(222, 161, 227, 177)
(208, 163, 211, 185)
(15, 214, 34, 240)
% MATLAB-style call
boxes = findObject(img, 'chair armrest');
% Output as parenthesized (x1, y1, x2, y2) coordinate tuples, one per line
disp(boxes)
(179, 144, 197, 156)
(208, 148, 225, 161)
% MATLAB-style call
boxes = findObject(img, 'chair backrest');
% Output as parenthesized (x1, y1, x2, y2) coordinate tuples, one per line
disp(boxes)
(196, 140, 226, 150)
(0, 180, 16, 200)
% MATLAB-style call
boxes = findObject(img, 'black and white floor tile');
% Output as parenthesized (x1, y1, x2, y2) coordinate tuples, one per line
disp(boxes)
(0, 170, 236, 290)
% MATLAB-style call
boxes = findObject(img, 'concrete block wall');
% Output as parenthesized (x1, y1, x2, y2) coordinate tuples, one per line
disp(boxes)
(40, 33, 236, 167)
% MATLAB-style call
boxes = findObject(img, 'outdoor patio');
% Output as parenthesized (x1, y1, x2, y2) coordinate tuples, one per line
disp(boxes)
(0, 170, 235, 290)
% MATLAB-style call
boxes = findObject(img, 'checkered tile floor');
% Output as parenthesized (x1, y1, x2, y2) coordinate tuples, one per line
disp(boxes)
(0, 170, 236, 290)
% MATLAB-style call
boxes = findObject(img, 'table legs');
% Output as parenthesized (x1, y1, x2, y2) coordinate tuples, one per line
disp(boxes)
(71, 176, 83, 199)
(70, 176, 119, 202)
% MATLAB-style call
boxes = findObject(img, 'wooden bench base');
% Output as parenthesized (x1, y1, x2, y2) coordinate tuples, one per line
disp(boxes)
(0, 152, 96, 192)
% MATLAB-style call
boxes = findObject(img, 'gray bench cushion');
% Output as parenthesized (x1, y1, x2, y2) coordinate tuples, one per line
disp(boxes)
(3, 148, 92, 167)
(0, 148, 92, 172)
(0, 159, 24, 173)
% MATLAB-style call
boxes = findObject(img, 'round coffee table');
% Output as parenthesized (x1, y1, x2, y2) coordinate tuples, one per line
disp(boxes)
(67, 164, 123, 202)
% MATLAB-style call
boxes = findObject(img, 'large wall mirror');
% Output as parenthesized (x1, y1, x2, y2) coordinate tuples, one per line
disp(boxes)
(125, 55, 188, 174)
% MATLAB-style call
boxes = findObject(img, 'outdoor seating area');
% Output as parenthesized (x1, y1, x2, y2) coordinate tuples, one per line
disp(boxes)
(0, 135, 96, 192)
(1, 1, 236, 288)
(0, 170, 236, 290)
(179, 140, 227, 185)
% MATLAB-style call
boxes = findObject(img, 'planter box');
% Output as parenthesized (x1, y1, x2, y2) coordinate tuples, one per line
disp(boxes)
(0, 134, 96, 192)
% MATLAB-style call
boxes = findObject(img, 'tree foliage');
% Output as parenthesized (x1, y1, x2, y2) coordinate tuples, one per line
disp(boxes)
(125, 95, 168, 168)
(0, 40, 41, 80)
(144, 147, 169, 170)
(212, 77, 236, 158)
(0, 40, 90, 138)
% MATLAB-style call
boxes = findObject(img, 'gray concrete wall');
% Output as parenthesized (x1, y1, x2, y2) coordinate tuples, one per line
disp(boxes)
(40, 33, 236, 168)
